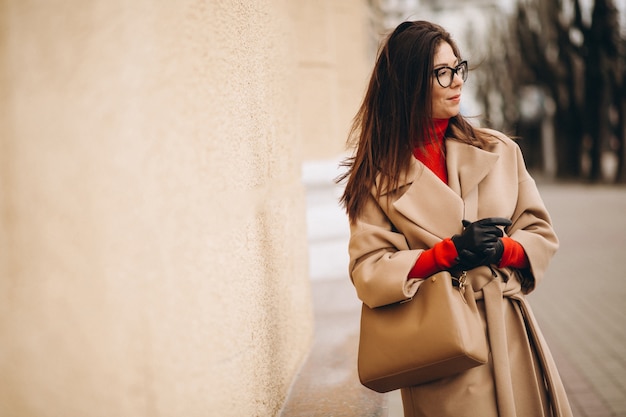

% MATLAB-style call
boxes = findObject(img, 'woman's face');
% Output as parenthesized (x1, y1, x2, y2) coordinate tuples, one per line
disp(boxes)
(431, 42, 464, 119)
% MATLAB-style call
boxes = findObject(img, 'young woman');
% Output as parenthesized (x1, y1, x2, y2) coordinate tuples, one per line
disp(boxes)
(339, 21, 573, 417)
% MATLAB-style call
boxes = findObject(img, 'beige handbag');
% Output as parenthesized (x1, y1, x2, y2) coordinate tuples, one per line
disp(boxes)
(357, 270, 489, 393)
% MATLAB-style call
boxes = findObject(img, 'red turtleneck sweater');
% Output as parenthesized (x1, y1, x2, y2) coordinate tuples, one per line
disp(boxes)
(408, 119, 529, 279)
(413, 118, 449, 183)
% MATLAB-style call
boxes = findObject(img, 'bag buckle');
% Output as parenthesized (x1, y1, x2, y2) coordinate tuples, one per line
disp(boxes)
(452, 271, 468, 298)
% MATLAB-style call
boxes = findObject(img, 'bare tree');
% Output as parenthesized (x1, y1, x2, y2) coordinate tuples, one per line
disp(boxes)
(476, 0, 625, 182)
(583, 0, 622, 181)
(612, 15, 626, 182)
(617, 70, 626, 182)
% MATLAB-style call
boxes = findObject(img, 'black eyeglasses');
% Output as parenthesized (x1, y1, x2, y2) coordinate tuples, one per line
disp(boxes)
(433, 61, 468, 88)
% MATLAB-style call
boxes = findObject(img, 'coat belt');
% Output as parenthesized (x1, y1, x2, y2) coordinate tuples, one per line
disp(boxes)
(471, 269, 573, 417)
(482, 279, 517, 417)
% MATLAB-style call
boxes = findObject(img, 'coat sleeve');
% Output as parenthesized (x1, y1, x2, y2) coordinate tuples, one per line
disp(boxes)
(348, 193, 424, 308)
(506, 144, 559, 293)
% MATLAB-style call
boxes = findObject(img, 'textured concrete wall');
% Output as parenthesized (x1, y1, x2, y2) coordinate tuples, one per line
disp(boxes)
(0, 1, 312, 416)
(296, 0, 371, 159)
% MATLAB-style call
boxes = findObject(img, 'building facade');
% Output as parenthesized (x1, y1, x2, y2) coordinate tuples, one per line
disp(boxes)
(0, 1, 369, 416)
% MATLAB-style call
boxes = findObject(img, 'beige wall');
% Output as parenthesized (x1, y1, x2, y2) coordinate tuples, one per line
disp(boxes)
(296, 0, 371, 160)
(0, 1, 323, 416)
(0, 0, 370, 416)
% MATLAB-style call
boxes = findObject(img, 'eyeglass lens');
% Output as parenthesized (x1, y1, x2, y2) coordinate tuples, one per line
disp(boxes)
(435, 62, 467, 87)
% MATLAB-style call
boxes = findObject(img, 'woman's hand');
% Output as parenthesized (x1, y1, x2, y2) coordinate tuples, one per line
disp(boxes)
(451, 218, 511, 270)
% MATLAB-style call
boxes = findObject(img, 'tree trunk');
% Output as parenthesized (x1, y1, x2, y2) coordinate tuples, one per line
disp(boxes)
(585, 56, 608, 182)
(554, 104, 584, 179)
(615, 89, 626, 183)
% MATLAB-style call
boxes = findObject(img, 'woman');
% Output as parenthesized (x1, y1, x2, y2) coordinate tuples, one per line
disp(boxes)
(338, 21, 573, 417)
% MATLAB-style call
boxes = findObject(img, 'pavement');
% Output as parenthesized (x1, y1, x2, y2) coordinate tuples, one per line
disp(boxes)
(280, 159, 626, 417)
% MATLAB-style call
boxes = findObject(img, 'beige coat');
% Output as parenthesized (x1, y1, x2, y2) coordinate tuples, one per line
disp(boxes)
(348, 130, 573, 417)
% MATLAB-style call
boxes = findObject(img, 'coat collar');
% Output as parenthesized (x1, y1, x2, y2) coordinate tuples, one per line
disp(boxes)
(446, 139, 500, 199)
(381, 139, 500, 240)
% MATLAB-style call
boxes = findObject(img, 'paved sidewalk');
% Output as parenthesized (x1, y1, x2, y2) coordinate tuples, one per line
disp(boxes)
(528, 183, 626, 417)
(282, 160, 626, 417)
(281, 160, 386, 417)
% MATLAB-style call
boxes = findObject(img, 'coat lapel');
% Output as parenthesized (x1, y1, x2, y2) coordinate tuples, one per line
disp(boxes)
(386, 139, 500, 240)
(446, 139, 499, 199)
(391, 158, 465, 240)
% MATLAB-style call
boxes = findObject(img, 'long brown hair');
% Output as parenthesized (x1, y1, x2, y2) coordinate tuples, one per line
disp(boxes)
(338, 21, 494, 222)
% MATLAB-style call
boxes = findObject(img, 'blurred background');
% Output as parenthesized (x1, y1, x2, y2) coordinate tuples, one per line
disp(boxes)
(374, 0, 626, 184)
(1, 1, 624, 417)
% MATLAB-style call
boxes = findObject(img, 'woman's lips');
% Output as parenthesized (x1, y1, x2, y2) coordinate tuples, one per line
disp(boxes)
(449, 94, 461, 102)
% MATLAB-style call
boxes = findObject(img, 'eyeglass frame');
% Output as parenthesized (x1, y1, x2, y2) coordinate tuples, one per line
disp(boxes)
(433, 61, 468, 88)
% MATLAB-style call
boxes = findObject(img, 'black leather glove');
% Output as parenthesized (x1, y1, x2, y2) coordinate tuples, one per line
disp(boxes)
(482, 238, 505, 265)
(454, 248, 491, 272)
(451, 217, 511, 270)
(451, 217, 511, 253)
